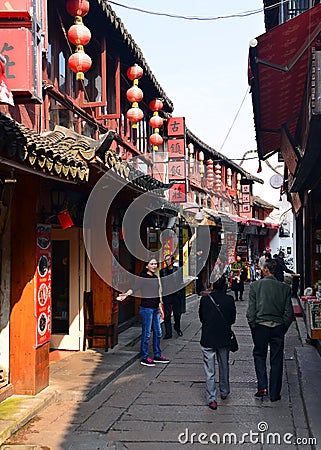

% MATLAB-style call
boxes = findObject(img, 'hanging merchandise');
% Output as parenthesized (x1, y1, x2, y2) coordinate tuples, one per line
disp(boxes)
(126, 64, 144, 128)
(149, 98, 164, 151)
(66, 0, 92, 80)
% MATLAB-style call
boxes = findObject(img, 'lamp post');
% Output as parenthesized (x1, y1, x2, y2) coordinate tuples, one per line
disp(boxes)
(178, 205, 204, 310)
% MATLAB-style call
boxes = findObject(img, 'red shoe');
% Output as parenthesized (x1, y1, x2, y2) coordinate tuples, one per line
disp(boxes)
(208, 401, 217, 410)
(254, 389, 268, 398)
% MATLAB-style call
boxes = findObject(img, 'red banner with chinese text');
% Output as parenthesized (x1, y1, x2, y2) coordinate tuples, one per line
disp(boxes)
(169, 180, 187, 203)
(35, 224, 52, 347)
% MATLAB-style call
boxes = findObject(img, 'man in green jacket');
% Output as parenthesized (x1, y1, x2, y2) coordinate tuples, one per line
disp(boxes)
(246, 259, 293, 402)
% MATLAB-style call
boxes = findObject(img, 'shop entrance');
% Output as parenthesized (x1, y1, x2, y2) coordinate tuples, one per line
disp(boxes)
(50, 228, 84, 350)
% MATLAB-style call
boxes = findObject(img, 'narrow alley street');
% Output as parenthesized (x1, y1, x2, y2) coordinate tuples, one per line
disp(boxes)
(2, 288, 316, 450)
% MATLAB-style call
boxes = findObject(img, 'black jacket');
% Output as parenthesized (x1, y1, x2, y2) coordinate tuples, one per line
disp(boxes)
(159, 266, 184, 299)
(199, 291, 236, 349)
(133, 271, 160, 308)
(274, 256, 293, 282)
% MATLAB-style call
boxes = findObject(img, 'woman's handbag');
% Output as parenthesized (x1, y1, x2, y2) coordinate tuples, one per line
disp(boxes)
(230, 330, 239, 352)
(208, 295, 239, 352)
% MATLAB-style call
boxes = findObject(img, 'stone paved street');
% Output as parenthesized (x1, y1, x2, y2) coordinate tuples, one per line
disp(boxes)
(3, 287, 316, 450)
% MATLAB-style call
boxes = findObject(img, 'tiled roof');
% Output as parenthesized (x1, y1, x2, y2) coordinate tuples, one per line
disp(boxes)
(186, 129, 264, 184)
(0, 113, 172, 193)
(252, 195, 278, 210)
(0, 114, 90, 181)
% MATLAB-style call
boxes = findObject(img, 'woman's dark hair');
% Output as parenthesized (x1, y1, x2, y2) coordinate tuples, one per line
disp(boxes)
(212, 275, 227, 291)
(140, 257, 158, 274)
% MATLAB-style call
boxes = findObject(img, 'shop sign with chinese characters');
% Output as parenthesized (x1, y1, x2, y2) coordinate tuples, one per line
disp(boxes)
(167, 117, 187, 202)
(0, 27, 42, 100)
(35, 224, 52, 347)
(241, 184, 251, 217)
(169, 180, 187, 203)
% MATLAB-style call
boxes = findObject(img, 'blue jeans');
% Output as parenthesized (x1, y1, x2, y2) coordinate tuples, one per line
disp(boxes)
(139, 306, 162, 360)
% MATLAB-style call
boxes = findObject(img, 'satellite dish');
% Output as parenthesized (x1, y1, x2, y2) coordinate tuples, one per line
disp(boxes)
(269, 174, 283, 189)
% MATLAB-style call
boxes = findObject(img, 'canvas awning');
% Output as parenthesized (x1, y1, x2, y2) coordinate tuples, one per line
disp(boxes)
(249, 4, 321, 160)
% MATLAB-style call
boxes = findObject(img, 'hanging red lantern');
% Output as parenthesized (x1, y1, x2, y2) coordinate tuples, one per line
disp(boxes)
(126, 65, 144, 128)
(68, 19, 91, 46)
(149, 99, 163, 112)
(149, 115, 163, 129)
(126, 106, 144, 127)
(126, 85, 143, 103)
(126, 64, 143, 81)
(67, 1, 91, 81)
(68, 46, 92, 80)
(149, 132, 163, 147)
(66, 0, 90, 17)
(149, 98, 164, 151)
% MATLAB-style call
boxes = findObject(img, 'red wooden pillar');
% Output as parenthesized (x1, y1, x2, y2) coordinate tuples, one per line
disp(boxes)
(10, 175, 49, 395)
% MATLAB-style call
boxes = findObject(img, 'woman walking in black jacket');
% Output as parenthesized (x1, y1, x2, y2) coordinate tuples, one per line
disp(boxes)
(199, 275, 236, 410)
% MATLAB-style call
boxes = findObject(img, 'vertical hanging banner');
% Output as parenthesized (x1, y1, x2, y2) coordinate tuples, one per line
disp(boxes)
(167, 117, 187, 203)
(241, 183, 251, 217)
(35, 224, 52, 347)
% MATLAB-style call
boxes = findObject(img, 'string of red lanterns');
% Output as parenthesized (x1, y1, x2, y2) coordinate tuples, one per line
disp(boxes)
(66, 0, 92, 81)
(149, 99, 164, 151)
(214, 162, 222, 190)
(207, 159, 214, 189)
(126, 64, 144, 128)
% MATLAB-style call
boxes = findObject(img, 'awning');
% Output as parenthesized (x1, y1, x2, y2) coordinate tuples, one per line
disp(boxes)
(244, 218, 266, 227)
(249, 4, 321, 159)
(264, 221, 279, 229)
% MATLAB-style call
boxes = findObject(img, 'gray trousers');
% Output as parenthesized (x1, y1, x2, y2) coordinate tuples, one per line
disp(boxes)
(201, 346, 230, 403)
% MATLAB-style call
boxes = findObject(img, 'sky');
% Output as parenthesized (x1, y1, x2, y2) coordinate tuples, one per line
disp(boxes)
(109, 1, 282, 205)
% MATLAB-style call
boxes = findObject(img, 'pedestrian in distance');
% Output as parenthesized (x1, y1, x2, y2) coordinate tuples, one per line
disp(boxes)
(273, 250, 294, 282)
(230, 254, 247, 301)
(117, 257, 170, 367)
(210, 255, 230, 292)
(246, 259, 294, 402)
(159, 254, 184, 339)
(199, 275, 236, 410)
(196, 249, 206, 295)
(258, 250, 267, 272)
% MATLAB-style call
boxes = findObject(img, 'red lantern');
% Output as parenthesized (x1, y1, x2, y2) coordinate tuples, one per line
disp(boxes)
(149, 115, 163, 129)
(149, 133, 163, 147)
(126, 85, 143, 103)
(68, 21, 91, 46)
(126, 64, 143, 81)
(68, 46, 92, 80)
(66, 0, 90, 17)
(149, 99, 163, 112)
(126, 107, 144, 125)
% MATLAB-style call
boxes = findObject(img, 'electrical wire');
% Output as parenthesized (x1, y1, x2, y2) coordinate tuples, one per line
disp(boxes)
(107, 0, 290, 21)
(219, 86, 250, 152)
